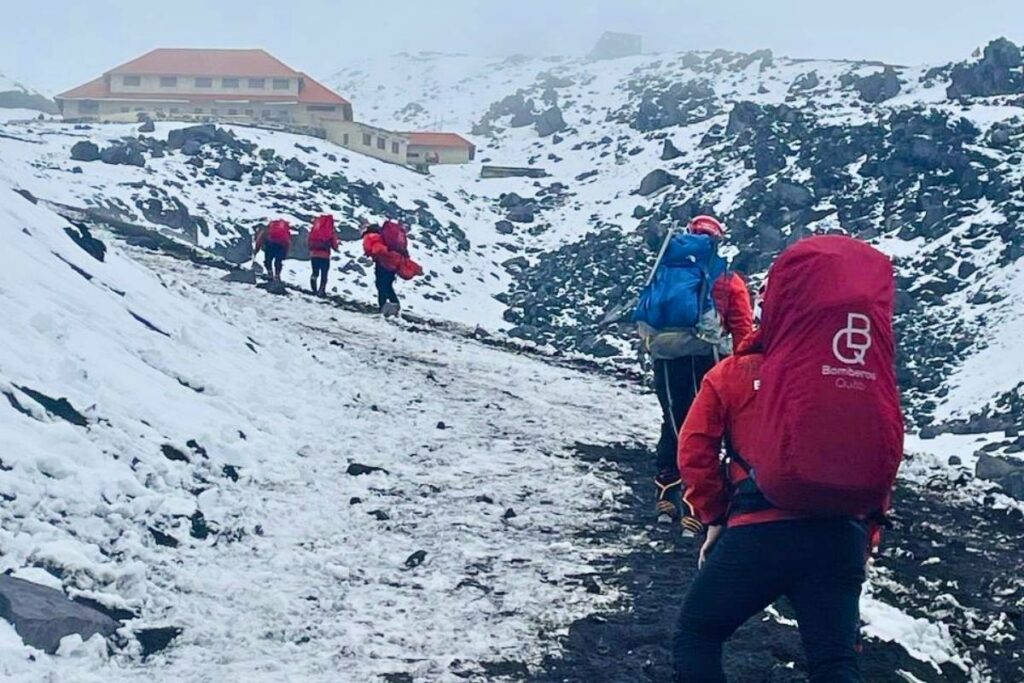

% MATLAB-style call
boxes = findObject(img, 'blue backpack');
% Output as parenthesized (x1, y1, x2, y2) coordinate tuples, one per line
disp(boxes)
(633, 232, 728, 358)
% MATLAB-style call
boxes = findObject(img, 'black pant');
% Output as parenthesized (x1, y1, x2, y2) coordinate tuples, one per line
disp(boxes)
(375, 265, 399, 310)
(654, 355, 717, 474)
(675, 519, 868, 683)
(311, 258, 330, 291)
(263, 243, 286, 280)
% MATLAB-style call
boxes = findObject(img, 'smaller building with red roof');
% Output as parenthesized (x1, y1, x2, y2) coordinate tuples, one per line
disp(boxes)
(56, 48, 352, 127)
(405, 132, 476, 167)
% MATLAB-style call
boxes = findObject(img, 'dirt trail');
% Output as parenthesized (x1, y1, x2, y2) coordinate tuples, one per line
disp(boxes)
(530, 445, 1024, 683)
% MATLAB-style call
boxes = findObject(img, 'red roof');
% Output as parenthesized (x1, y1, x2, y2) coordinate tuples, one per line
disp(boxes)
(107, 48, 297, 78)
(58, 65, 348, 106)
(405, 132, 475, 149)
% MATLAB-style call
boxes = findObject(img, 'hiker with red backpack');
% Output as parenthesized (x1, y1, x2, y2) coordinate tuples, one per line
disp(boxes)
(308, 214, 340, 297)
(632, 215, 753, 530)
(254, 219, 292, 282)
(673, 235, 904, 683)
(361, 218, 423, 315)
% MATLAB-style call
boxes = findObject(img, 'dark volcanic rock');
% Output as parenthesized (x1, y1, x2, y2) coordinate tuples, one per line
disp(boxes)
(495, 220, 515, 235)
(167, 123, 217, 150)
(854, 67, 903, 103)
(660, 138, 683, 160)
(221, 269, 258, 284)
(976, 452, 1024, 500)
(790, 70, 820, 92)
(630, 80, 719, 131)
(507, 205, 535, 223)
(637, 169, 676, 196)
(0, 575, 119, 654)
(535, 106, 567, 137)
(948, 38, 1024, 98)
(70, 141, 100, 162)
(215, 158, 244, 181)
(284, 158, 310, 182)
(138, 120, 156, 133)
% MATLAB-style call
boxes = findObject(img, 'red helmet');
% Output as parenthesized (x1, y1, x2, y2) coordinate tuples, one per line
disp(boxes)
(688, 215, 726, 239)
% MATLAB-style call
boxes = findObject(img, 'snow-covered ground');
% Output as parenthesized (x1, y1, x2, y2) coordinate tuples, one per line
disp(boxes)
(0, 174, 661, 681)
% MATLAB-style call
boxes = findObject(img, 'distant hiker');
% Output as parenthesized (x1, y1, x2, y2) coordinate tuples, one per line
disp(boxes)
(632, 215, 753, 528)
(361, 218, 423, 316)
(255, 219, 291, 282)
(673, 235, 904, 683)
(308, 214, 340, 297)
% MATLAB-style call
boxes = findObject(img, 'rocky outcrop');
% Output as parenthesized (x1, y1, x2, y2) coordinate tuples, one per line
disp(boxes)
(70, 141, 100, 162)
(637, 169, 676, 196)
(947, 38, 1024, 98)
(627, 80, 720, 132)
(854, 67, 903, 103)
(976, 452, 1024, 500)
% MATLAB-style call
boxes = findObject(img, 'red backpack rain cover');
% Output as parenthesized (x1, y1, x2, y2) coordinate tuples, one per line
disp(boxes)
(381, 220, 409, 254)
(753, 236, 903, 516)
(267, 219, 292, 246)
(309, 215, 335, 249)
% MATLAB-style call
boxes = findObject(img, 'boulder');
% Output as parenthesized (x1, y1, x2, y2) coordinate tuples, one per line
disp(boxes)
(99, 145, 129, 165)
(790, 71, 820, 92)
(661, 138, 683, 160)
(221, 269, 258, 284)
(507, 205, 535, 223)
(948, 38, 1024, 98)
(637, 169, 676, 196)
(138, 120, 156, 133)
(181, 139, 203, 156)
(167, 123, 217, 150)
(70, 141, 100, 162)
(535, 106, 567, 137)
(976, 452, 1024, 500)
(854, 67, 902, 103)
(726, 101, 762, 136)
(0, 575, 119, 654)
(215, 158, 244, 181)
(495, 220, 515, 235)
(499, 192, 526, 209)
(125, 149, 146, 167)
(284, 158, 310, 182)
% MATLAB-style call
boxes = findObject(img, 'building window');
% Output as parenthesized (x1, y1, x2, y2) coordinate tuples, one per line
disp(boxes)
(210, 108, 218, 116)
(306, 105, 337, 112)
(392, 142, 400, 154)
(249, 78, 266, 89)
(79, 100, 99, 114)
(223, 77, 240, 88)
(244, 109, 254, 117)
(261, 110, 272, 119)
(272, 78, 290, 90)
(408, 152, 421, 158)
(342, 133, 349, 145)
(134, 107, 145, 112)
(170, 107, 180, 114)
(227, 108, 239, 116)
(195, 77, 213, 88)
(362, 133, 372, 146)
(194, 107, 204, 114)
(160, 76, 178, 87)
(121, 106, 130, 113)
(377, 137, 387, 150)
(123, 75, 141, 87)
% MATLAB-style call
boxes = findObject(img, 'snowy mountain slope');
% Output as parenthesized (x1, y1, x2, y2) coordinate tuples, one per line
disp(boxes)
(0, 176, 664, 681)
(332, 44, 1024, 433)
(0, 70, 56, 114)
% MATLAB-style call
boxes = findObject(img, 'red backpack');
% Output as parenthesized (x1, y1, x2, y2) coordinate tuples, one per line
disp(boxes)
(309, 215, 335, 250)
(267, 220, 291, 246)
(380, 220, 409, 254)
(752, 236, 903, 516)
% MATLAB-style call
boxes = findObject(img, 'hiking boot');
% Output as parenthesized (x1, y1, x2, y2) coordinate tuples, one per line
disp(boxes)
(382, 302, 400, 317)
(655, 472, 682, 524)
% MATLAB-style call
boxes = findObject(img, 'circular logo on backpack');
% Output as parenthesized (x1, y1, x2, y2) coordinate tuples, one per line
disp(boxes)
(832, 313, 872, 366)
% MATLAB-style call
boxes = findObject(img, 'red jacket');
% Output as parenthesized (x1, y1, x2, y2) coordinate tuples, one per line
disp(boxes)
(677, 338, 807, 529)
(711, 272, 755, 350)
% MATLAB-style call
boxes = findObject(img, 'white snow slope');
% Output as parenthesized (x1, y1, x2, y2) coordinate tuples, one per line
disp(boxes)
(0, 173, 657, 681)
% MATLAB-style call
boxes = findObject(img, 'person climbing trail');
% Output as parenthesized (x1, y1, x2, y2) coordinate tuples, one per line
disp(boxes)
(308, 214, 340, 297)
(673, 235, 904, 683)
(255, 218, 291, 282)
(361, 218, 422, 316)
(632, 215, 753, 530)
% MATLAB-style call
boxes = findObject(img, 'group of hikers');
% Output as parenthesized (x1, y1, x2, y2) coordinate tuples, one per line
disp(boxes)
(253, 206, 900, 681)
(633, 215, 902, 682)
(253, 215, 422, 315)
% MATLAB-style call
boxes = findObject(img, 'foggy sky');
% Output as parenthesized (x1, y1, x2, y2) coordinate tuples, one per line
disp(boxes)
(3, 0, 1023, 94)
